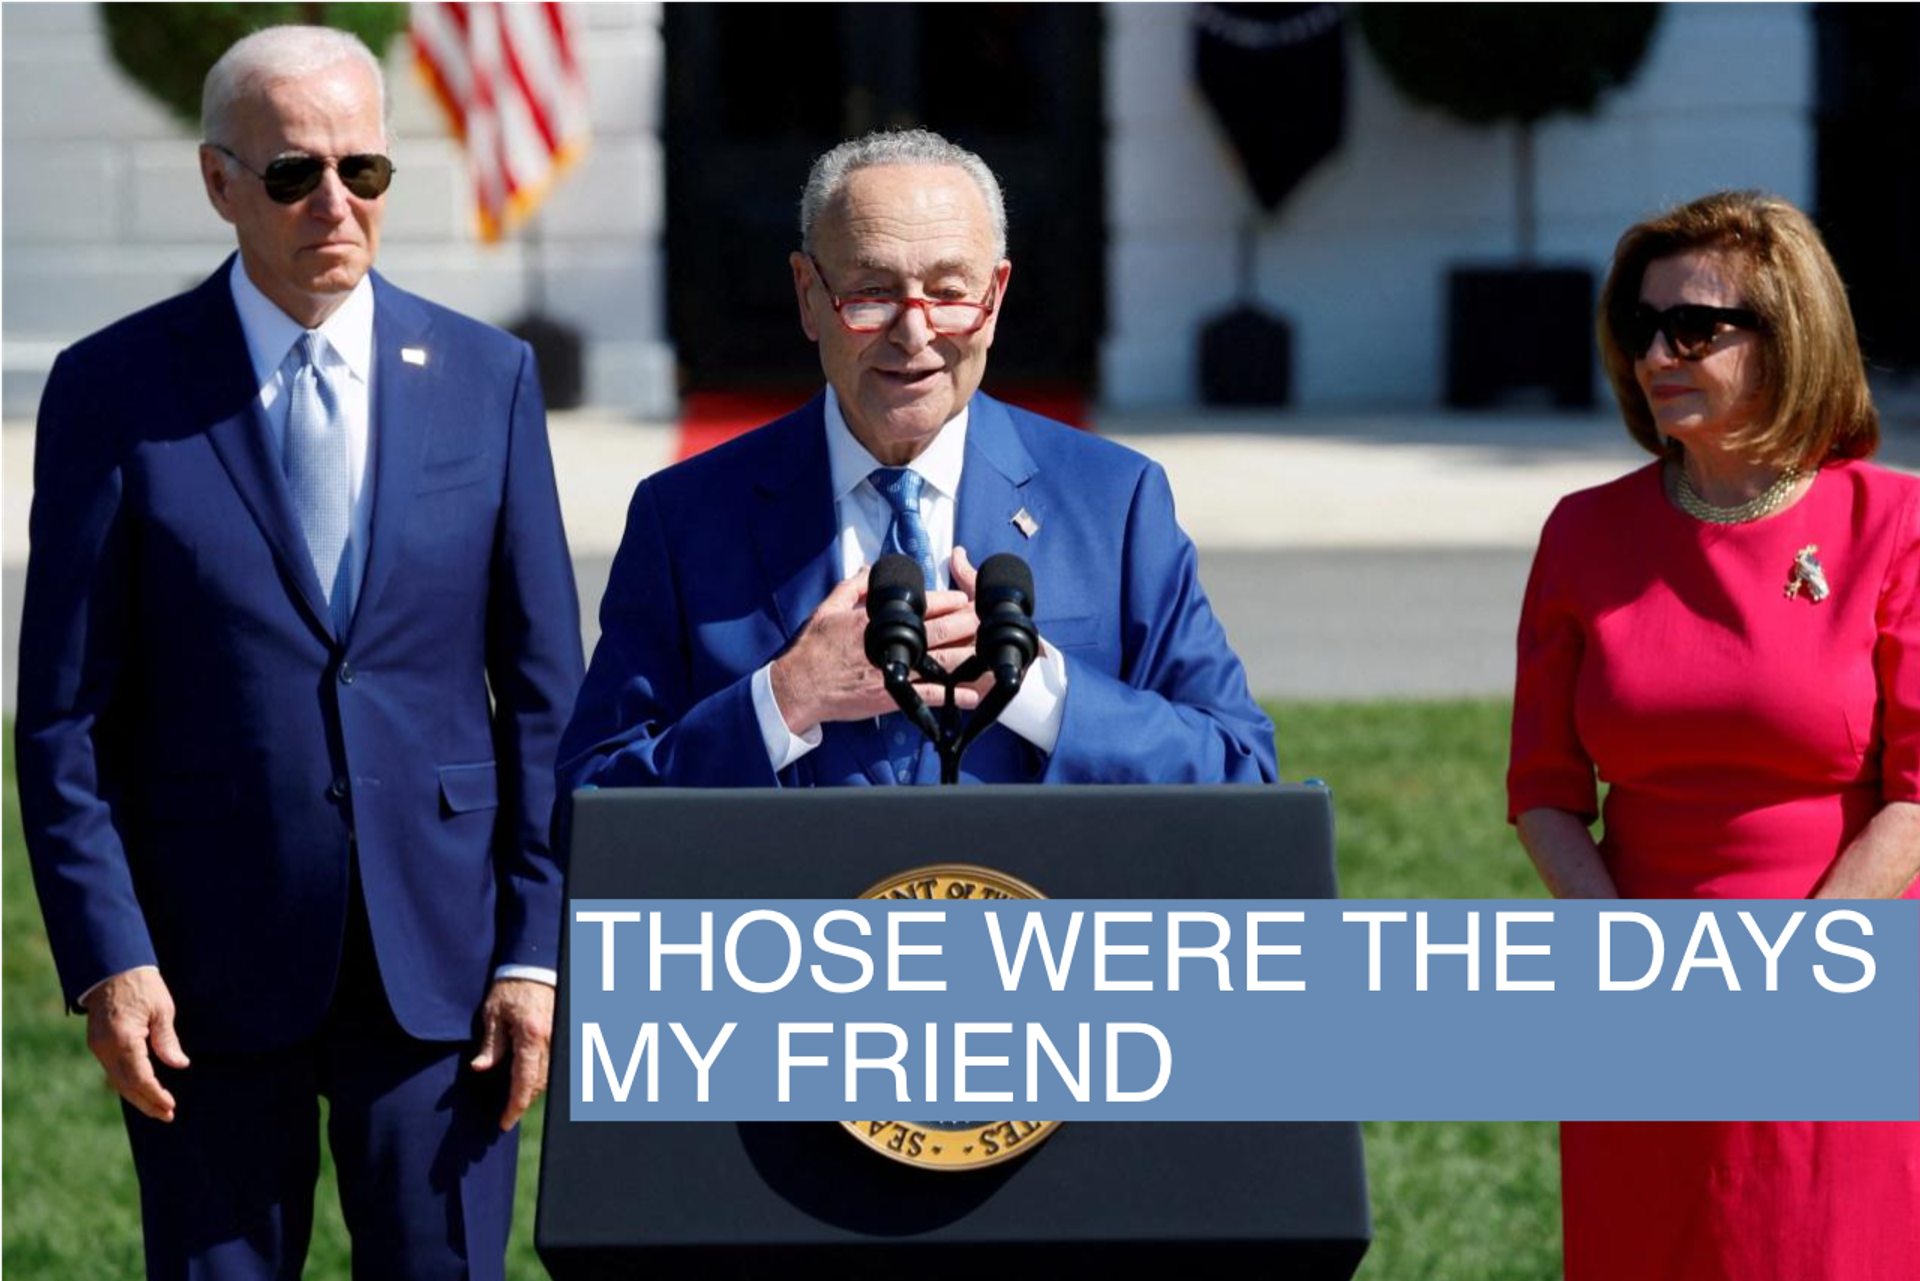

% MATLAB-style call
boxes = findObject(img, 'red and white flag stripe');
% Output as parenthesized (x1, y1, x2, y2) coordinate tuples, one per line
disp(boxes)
(410, 2, 591, 242)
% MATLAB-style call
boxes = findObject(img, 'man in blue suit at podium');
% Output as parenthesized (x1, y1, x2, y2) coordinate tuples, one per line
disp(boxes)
(15, 26, 582, 1278)
(561, 130, 1274, 791)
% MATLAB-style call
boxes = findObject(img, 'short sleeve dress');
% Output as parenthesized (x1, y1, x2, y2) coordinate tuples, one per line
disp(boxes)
(1508, 457, 1920, 1280)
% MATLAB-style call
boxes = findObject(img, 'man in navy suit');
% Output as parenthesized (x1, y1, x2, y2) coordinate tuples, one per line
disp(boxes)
(560, 130, 1273, 790)
(15, 26, 582, 1278)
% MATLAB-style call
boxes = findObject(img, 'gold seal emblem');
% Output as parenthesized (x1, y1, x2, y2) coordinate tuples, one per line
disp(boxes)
(842, 864, 1063, 1171)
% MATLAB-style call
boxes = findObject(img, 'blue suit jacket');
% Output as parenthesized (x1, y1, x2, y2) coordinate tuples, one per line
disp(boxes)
(559, 391, 1275, 789)
(15, 261, 585, 1052)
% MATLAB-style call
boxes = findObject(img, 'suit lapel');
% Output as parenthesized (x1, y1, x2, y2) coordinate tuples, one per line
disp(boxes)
(752, 394, 842, 641)
(749, 395, 896, 785)
(353, 275, 435, 638)
(954, 392, 1041, 569)
(186, 264, 338, 642)
(944, 395, 1043, 786)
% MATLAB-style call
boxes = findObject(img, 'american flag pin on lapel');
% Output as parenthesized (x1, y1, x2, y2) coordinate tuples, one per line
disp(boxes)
(1011, 507, 1040, 538)
(401, 347, 428, 366)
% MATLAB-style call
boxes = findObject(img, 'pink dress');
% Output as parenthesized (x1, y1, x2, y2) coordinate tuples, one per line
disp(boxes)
(1508, 457, 1920, 1280)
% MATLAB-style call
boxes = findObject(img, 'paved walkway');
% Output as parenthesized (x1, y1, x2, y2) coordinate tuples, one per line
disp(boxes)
(7, 407, 1916, 709)
(382, 406, 1657, 559)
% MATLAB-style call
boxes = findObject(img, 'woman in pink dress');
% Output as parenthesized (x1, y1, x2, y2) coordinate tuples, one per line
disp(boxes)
(1508, 190, 1920, 1279)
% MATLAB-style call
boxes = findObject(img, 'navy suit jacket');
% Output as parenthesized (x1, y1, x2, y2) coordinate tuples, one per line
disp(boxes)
(559, 391, 1275, 789)
(15, 261, 585, 1052)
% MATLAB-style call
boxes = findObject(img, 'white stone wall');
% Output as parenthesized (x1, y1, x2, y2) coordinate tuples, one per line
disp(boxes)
(1, 2, 672, 417)
(1103, 2, 1815, 409)
(4, 3, 1814, 418)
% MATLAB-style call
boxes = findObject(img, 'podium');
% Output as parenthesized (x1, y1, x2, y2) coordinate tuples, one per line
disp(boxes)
(538, 785, 1370, 1278)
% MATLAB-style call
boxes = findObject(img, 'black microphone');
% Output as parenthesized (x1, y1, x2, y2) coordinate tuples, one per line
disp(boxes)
(941, 553, 1040, 777)
(863, 554, 928, 681)
(974, 553, 1038, 691)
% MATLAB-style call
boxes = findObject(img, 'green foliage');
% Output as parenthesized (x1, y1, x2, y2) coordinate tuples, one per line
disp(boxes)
(99, 2, 409, 131)
(4, 701, 1557, 1279)
(1357, 4, 1662, 126)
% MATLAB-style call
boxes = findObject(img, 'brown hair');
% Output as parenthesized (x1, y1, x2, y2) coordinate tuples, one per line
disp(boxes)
(1597, 190, 1878, 467)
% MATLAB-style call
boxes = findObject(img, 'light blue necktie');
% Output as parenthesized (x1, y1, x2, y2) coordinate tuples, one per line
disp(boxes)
(870, 467, 938, 590)
(283, 331, 352, 629)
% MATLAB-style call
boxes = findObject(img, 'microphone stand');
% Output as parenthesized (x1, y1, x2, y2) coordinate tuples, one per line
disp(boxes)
(879, 659, 943, 748)
(888, 653, 1024, 785)
(871, 551, 1037, 785)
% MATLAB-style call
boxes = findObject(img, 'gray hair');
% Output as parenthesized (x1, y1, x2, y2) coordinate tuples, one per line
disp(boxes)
(799, 129, 1007, 260)
(202, 25, 389, 151)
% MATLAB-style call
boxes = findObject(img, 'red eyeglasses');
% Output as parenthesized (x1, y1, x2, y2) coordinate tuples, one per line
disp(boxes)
(808, 255, 999, 336)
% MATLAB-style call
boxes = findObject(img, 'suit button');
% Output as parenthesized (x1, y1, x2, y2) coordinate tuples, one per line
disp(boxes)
(327, 778, 350, 801)
(338, 663, 356, 685)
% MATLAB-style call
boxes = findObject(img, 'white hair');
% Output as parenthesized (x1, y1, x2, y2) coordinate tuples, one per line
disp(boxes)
(799, 129, 1007, 260)
(202, 25, 389, 151)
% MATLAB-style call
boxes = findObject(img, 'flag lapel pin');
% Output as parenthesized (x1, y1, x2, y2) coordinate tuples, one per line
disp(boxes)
(401, 346, 428, 367)
(1011, 507, 1040, 539)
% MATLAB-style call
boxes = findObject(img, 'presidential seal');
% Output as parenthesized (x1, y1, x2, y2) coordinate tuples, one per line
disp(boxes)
(842, 864, 1063, 1171)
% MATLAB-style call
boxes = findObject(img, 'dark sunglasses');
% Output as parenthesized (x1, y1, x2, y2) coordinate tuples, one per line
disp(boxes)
(212, 144, 395, 204)
(1620, 303, 1760, 361)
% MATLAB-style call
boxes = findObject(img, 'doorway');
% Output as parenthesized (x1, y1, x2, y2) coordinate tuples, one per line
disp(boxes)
(663, 4, 1107, 401)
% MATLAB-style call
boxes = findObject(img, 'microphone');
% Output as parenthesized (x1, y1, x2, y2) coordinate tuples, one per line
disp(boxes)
(941, 553, 1039, 778)
(973, 553, 1038, 691)
(863, 554, 927, 681)
(864, 554, 943, 749)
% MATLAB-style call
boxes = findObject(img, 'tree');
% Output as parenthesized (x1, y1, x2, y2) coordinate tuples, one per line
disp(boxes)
(1357, 4, 1661, 263)
(100, 3, 408, 131)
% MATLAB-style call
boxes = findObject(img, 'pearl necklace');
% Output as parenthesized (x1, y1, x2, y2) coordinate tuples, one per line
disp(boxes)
(1672, 462, 1805, 525)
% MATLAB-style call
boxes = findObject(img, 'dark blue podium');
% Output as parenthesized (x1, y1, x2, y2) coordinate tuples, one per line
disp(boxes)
(537, 785, 1369, 1278)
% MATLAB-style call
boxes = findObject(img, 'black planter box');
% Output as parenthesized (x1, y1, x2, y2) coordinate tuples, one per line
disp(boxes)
(1445, 266, 1594, 409)
(509, 312, 586, 410)
(1199, 304, 1293, 407)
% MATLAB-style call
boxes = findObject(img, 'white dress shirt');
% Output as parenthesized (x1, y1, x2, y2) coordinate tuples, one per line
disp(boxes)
(750, 385, 1070, 771)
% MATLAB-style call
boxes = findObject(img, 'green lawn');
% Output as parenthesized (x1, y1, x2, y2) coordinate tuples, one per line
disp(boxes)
(1277, 699, 1560, 1281)
(2, 699, 1558, 1278)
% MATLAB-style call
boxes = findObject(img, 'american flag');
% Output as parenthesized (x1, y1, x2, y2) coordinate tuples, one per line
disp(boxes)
(410, 2, 591, 242)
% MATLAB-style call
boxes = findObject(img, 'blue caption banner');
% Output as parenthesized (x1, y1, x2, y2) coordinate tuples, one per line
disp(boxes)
(567, 899, 1919, 1121)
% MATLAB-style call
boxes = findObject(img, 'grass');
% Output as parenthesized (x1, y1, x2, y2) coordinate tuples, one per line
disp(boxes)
(0, 736, 549, 1279)
(1275, 699, 1560, 1281)
(3, 699, 1558, 1278)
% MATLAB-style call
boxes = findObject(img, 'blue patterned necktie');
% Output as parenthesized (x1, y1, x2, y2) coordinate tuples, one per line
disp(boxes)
(868, 466, 936, 784)
(282, 331, 352, 628)
(870, 467, 938, 590)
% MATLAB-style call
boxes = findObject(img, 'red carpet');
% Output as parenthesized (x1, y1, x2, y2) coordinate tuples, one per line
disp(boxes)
(676, 385, 1089, 461)
(675, 391, 802, 461)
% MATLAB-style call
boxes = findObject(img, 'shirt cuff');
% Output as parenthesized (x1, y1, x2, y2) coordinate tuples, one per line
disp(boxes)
(493, 965, 557, 986)
(77, 964, 161, 1010)
(994, 638, 1069, 755)
(752, 661, 823, 771)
